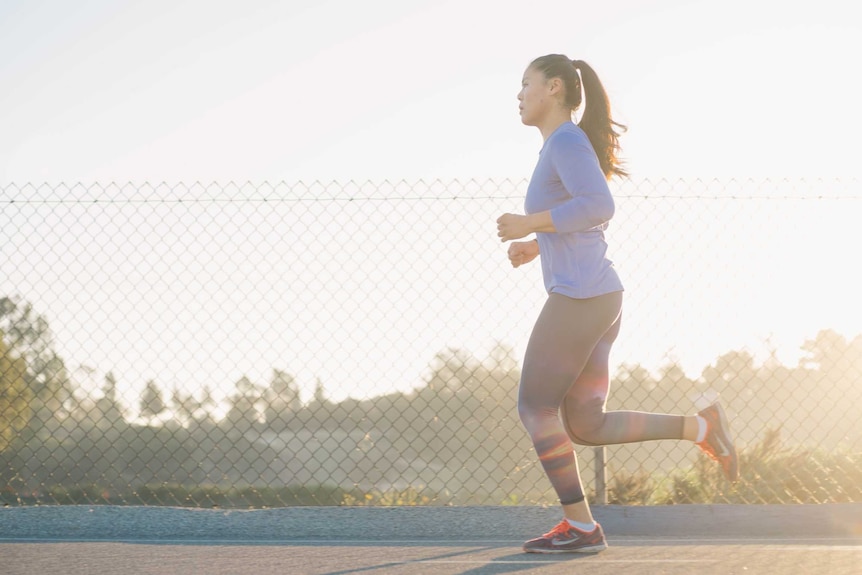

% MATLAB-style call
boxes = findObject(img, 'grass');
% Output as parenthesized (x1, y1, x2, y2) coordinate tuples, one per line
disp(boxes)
(598, 428, 862, 505)
(3, 430, 859, 507)
(3, 484, 352, 508)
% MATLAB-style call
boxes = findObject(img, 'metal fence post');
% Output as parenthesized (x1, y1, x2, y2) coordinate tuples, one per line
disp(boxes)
(594, 446, 608, 505)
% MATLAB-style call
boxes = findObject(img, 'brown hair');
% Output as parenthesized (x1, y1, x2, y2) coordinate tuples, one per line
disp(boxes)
(529, 54, 627, 179)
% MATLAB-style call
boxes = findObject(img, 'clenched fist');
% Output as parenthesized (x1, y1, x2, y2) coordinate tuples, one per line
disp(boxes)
(507, 240, 539, 268)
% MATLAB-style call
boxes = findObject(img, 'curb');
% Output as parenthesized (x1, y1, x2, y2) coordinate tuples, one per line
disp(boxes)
(2, 504, 861, 542)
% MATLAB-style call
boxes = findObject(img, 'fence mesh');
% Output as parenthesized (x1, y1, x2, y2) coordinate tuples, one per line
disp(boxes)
(1, 178, 861, 507)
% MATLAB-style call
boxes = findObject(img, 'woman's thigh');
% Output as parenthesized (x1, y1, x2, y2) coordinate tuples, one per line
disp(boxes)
(563, 312, 622, 411)
(519, 291, 622, 412)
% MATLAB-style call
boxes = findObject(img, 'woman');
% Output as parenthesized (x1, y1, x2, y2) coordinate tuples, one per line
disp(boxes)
(496, 54, 738, 554)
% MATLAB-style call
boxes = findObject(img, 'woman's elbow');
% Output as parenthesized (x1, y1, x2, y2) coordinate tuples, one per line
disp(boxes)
(594, 194, 615, 225)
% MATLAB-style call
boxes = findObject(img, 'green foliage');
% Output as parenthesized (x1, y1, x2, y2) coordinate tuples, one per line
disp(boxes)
(605, 469, 656, 505)
(0, 332, 31, 451)
(0, 483, 446, 508)
(657, 457, 718, 504)
(499, 493, 522, 506)
(4, 483, 352, 507)
(140, 380, 166, 418)
(0, 296, 71, 429)
(342, 486, 436, 506)
(132, 484, 351, 507)
(2, 426, 860, 507)
(597, 429, 862, 505)
(1, 296, 861, 508)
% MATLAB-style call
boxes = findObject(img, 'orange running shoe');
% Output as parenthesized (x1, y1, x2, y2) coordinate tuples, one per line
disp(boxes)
(696, 402, 739, 482)
(522, 519, 608, 554)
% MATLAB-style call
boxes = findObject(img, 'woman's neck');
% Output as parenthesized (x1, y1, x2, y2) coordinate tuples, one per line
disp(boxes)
(538, 112, 573, 142)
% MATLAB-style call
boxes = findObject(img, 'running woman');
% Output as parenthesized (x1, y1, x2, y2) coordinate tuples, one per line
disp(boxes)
(496, 54, 738, 554)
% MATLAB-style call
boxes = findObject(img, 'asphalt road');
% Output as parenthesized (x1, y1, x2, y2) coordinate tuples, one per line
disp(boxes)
(2, 504, 861, 574)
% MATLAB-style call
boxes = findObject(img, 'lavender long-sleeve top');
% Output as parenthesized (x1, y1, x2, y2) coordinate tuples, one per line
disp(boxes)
(524, 121, 624, 299)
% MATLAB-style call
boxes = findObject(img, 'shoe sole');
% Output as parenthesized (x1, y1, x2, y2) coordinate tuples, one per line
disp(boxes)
(523, 543, 608, 554)
(712, 402, 739, 482)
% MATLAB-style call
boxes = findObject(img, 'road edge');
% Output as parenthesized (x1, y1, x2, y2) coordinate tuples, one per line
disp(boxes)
(1, 504, 861, 542)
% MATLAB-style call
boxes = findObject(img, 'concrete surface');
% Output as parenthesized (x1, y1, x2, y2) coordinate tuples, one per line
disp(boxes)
(2, 503, 861, 541)
(2, 504, 861, 574)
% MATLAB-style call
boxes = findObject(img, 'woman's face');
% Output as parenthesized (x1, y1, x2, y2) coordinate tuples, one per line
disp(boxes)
(517, 67, 553, 127)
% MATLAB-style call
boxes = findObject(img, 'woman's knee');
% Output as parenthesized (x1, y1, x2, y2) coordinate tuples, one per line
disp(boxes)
(516, 399, 532, 428)
(517, 397, 544, 435)
(518, 367, 577, 426)
(517, 394, 562, 439)
(562, 396, 607, 445)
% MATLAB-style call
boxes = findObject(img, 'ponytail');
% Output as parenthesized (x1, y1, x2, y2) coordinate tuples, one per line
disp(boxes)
(529, 55, 627, 179)
(572, 59, 628, 179)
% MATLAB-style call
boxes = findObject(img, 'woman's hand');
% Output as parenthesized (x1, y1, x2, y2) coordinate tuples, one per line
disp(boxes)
(496, 213, 533, 241)
(507, 240, 540, 268)
(497, 211, 555, 241)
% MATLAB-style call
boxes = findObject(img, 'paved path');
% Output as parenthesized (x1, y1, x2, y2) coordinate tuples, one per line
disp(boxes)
(2, 505, 861, 574)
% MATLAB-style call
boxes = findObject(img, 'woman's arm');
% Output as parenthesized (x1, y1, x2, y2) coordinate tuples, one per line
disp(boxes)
(547, 132, 615, 233)
(497, 132, 615, 241)
(496, 211, 555, 241)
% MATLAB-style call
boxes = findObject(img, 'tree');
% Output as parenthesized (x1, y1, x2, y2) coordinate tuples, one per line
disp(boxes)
(615, 362, 656, 391)
(487, 342, 518, 373)
(94, 371, 125, 428)
(263, 369, 301, 428)
(800, 329, 851, 372)
(0, 331, 30, 451)
(97, 371, 123, 416)
(140, 380, 166, 419)
(0, 296, 72, 427)
(171, 386, 201, 426)
(424, 348, 480, 394)
(312, 377, 328, 405)
(701, 350, 756, 394)
(655, 360, 696, 413)
(226, 376, 263, 432)
(199, 385, 217, 421)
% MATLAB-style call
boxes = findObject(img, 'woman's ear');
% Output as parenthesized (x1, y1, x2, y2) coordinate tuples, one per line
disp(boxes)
(547, 76, 563, 96)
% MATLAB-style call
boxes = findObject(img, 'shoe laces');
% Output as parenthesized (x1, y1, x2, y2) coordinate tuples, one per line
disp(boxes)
(698, 438, 720, 461)
(544, 519, 574, 538)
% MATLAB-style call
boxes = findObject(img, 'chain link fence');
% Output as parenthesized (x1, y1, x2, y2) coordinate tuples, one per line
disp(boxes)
(1, 178, 861, 507)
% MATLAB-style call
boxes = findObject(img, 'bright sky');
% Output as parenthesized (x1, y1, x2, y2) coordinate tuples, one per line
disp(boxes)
(2, 0, 861, 183)
(2, 0, 861, 407)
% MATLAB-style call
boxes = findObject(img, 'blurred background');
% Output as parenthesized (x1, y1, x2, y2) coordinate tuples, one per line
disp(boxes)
(1, 1, 860, 506)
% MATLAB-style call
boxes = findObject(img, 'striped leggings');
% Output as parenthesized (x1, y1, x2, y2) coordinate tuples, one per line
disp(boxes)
(517, 291, 685, 505)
